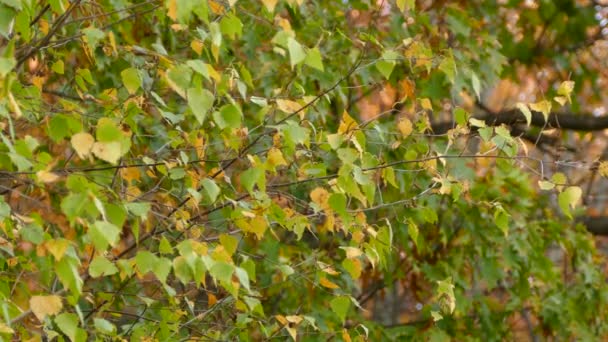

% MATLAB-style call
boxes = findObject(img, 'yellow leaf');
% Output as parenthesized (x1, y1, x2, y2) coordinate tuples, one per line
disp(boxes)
(71, 132, 95, 159)
(342, 329, 352, 342)
(338, 111, 357, 135)
(261, 0, 278, 12)
(557, 80, 574, 104)
(0, 323, 13, 334)
(319, 277, 340, 289)
(39, 19, 49, 35)
(120, 167, 141, 183)
(276, 99, 303, 114)
(310, 187, 330, 209)
(209, 0, 225, 14)
(92, 141, 122, 164)
(599, 161, 608, 178)
(397, 118, 413, 137)
(285, 315, 303, 324)
(317, 261, 340, 275)
(419, 98, 432, 111)
(340, 246, 363, 259)
(285, 326, 297, 341)
(275, 314, 288, 325)
(167, 0, 177, 20)
(529, 100, 551, 122)
(267, 148, 288, 169)
(30, 295, 63, 321)
(36, 170, 60, 183)
(191, 40, 204, 55)
(45, 239, 69, 261)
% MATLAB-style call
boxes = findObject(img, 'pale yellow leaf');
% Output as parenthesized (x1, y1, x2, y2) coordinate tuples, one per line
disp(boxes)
(276, 99, 303, 114)
(340, 246, 363, 259)
(261, 0, 278, 12)
(71, 132, 95, 159)
(397, 118, 413, 137)
(36, 170, 60, 183)
(30, 295, 63, 321)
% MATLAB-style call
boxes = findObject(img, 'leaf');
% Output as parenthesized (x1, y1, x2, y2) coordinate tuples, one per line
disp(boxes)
(338, 111, 357, 135)
(276, 99, 303, 113)
(30, 295, 63, 321)
(92, 141, 122, 164)
(120, 68, 141, 95)
(438, 51, 456, 84)
(89, 255, 118, 278)
(376, 50, 399, 79)
(287, 37, 306, 67)
(55, 313, 87, 342)
(516, 102, 532, 126)
(397, 118, 413, 137)
(599, 161, 608, 178)
(261, 0, 278, 12)
(310, 187, 330, 209)
(319, 277, 339, 289)
(556, 80, 574, 104)
(201, 178, 220, 203)
(538, 180, 555, 190)
(330, 296, 351, 324)
(0, 56, 15, 77)
(187, 87, 214, 125)
(209, 261, 234, 284)
(240, 167, 264, 194)
(89, 221, 121, 251)
(471, 73, 481, 100)
(136, 251, 159, 274)
(71, 132, 95, 159)
(529, 100, 551, 122)
(558, 186, 582, 219)
(213, 104, 242, 129)
(36, 170, 60, 183)
(304, 47, 324, 71)
(94, 318, 116, 335)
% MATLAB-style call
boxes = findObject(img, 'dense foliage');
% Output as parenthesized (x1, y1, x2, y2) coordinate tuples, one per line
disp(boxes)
(2, 0, 608, 340)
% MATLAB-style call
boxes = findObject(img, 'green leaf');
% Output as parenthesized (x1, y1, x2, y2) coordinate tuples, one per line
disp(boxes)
(94, 318, 116, 335)
(240, 167, 264, 194)
(558, 186, 582, 219)
(89, 255, 119, 278)
(121, 68, 141, 95)
(0, 56, 14, 77)
(471, 72, 481, 100)
(209, 261, 234, 284)
(213, 104, 242, 129)
(219, 13, 243, 40)
(136, 251, 159, 274)
(153, 257, 172, 283)
(287, 37, 306, 67)
(56, 257, 83, 295)
(330, 296, 351, 324)
(376, 50, 399, 79)
(187, 87, 214, 125)
(304, 47, 324, 71)
(55, 313, 86, 342)
(235, 267, 251, 291)
(89, 221, 121, 251)
(201, 178, 221, 203)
